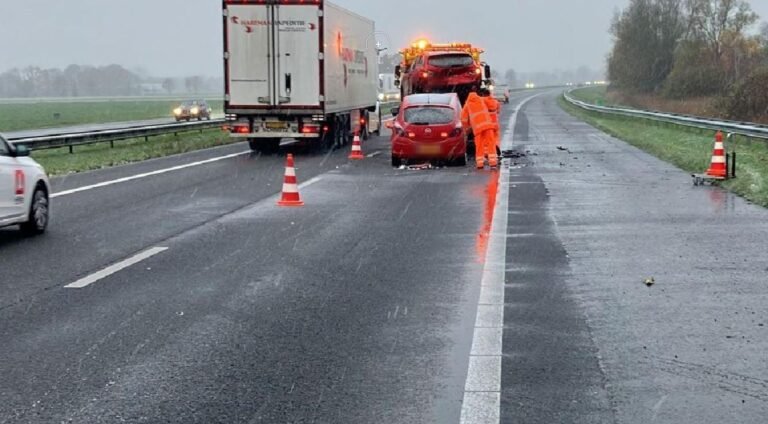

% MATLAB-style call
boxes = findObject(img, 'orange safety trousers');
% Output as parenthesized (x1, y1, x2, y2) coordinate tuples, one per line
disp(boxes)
(475, 129, 498, 168)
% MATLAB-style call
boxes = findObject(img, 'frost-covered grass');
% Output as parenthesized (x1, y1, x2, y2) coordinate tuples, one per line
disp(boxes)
(559, 95, 768, 208)
(32, 129, 238, 176)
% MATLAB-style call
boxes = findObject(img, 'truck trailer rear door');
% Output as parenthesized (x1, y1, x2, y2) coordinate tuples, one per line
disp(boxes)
(273, 4, 321, 108)
(225, 3, 274, 107)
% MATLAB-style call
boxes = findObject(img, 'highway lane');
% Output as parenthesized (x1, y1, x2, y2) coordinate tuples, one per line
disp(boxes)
(2, 88, 767, 423)
(0, 90, 537, 423)
(500, 91, 768, 423)
(4, 118, 179, 139)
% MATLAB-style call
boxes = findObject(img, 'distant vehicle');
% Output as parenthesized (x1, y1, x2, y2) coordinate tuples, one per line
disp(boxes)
(390, 93, 467, 167)
(395, 40, 492, 105)
(0, 134, 50, 235)
(174, 100, 212, 122)
(366, 101, 383, 138)
(223, 0, 378, 153)
(378, 74, 401, 102)
(492, 84, 510, 104)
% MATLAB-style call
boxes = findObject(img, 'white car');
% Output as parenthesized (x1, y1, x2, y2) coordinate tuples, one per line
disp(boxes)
(0, 134, 50, 235)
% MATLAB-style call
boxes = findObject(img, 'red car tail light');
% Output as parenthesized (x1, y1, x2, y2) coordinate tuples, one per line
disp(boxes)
(14, 170, 24, 195)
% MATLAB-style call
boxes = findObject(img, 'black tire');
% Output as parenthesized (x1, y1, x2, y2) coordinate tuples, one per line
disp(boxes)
(248, 138, 281, 154)
(392, 155, 402, 167)
(20, 186, 49, 236)
(450, 154, 467, 167)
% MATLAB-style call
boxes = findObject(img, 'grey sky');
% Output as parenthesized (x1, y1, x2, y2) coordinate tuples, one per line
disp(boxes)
(1, 1, 767, 77)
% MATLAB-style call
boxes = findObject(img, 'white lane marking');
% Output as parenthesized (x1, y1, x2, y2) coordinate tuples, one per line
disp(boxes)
(366, 151, 382, 158)
(460, 93, 541, 424)
(298, 176, 322, 189)
(52, 151, 250, 198)
(461, 393, 500, 424)
(64, 247, 168, 289)
(465, 356, 502, 392)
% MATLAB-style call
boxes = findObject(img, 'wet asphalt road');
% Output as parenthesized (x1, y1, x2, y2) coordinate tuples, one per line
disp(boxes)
(1, 90, 768, 423)
(500, 92, 768, 423)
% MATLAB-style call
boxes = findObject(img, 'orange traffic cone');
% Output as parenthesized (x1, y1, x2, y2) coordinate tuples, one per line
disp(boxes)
(348, 133, 364, 160)
(277, 154, 304, 207)
(705, 131, 727, 178)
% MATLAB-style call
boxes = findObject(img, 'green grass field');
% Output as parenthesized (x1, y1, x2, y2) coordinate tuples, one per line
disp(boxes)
(568, 86, 609, 105)
(559, 95, 768, 208)
(33, 129, 238, 176)
(0, 99, 223, 133)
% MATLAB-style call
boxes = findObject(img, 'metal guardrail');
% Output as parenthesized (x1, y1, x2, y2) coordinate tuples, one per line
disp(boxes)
(563, 90, 768, 140)
(6, 119, 226, 152)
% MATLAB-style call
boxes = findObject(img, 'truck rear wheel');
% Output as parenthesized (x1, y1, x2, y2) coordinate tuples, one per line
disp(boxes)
(248, 138, 281, 154)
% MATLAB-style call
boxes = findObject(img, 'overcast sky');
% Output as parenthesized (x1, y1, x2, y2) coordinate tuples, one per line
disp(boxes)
(1, 0, 767, 77)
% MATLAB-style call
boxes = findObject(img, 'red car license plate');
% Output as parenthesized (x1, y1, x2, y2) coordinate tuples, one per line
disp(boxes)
(418, 145, 441, 155)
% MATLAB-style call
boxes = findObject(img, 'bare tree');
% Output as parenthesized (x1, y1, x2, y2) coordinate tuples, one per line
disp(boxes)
(608, 0, 686, 92)
(162, 78, 175, 95)
(685, 0, 758, 63)
(504, 69, 517, 87)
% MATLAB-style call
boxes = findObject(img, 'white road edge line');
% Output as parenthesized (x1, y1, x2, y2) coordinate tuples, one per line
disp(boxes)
(299, 176, 323, 189)
(459, 92, 543, 424)
(51, 151, 250, 198)
(64, 246, 169, 289)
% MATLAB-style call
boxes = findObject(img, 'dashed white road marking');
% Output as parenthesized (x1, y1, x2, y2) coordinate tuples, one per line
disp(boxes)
(52, 151, 250, 198)
(460, 92, 543, 424)
(64, 247, 168, 289)
(366, 151, 382, 158)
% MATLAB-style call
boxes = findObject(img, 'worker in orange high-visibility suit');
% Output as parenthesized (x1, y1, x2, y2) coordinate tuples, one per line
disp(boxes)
(462, 92, 498, 169)
(480, 89, 501, 158)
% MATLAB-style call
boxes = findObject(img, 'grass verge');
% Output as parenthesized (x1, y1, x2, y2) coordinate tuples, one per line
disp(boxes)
(0, 99, 223, 132)
(33, 129, 239, 176)
(558, 95, 768, 208)
(568, 86, 609, 105)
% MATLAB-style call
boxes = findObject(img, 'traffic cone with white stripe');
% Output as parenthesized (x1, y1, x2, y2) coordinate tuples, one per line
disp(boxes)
(706, 131, 727, 179)
(277, 154, 304, 207)
(348, 132, 364, 160)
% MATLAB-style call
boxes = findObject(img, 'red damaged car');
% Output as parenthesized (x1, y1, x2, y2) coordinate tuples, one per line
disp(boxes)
(390, 93, 467, 167)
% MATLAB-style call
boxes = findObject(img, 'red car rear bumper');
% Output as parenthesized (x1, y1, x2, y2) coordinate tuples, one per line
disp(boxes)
(392, 135, 466, 160)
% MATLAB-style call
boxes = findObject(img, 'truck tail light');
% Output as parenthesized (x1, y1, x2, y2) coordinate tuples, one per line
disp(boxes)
(301, 124, 321, 134)
(14, 170, 24, 196)
(233, 124, 249, 134)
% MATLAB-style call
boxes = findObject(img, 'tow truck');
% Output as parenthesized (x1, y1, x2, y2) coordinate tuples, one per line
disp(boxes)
(394, 39, 492, 104)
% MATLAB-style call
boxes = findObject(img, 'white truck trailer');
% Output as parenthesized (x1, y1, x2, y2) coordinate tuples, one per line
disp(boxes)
(223, 0, 379, 153)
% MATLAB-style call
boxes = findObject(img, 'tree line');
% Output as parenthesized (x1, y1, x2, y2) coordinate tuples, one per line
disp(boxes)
(0, 64, 221, 98)
(608, 0, 768, 120)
